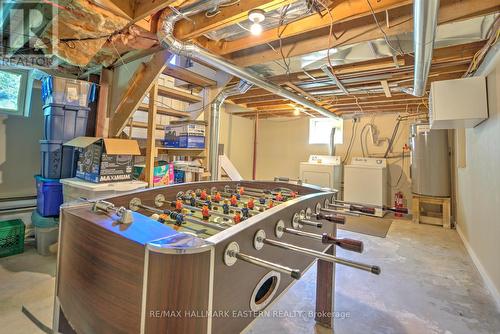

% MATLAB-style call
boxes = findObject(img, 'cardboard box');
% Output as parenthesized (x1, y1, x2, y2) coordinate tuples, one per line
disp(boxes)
(133, 161, 174, 186)
(164, 121, 206, 148)
(65, 137, 141, 183)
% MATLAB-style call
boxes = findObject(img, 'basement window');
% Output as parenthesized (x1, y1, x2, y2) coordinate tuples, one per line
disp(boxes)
(0, 69, 33, 117)
(309, 118, 343, 144)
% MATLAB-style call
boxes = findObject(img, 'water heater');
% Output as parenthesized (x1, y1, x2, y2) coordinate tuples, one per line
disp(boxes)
(410, 123, 450, 197)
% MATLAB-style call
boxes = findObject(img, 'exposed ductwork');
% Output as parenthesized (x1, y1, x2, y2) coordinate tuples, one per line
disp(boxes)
(412, 0, 440, 97)
(209, 80, 253, 180)
(157, 1, 340, 120)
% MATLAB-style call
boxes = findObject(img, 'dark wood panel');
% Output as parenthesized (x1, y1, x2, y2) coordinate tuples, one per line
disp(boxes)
(58, 209, 147, 334)
(145, 250, 212, 334)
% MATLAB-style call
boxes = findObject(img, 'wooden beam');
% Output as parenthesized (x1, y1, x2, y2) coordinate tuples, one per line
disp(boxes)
(137, 104, 190, 118)
(94, 0, 135, 20)
(157, 85, 202, 103)
(133, 0, 177, 22)
(109, 50, 171, 137)
(229, 0, 499, 66)
(96, 68, 113, 137)
(202, 0, 411, 55)
(381, 80, 392, 97)
(163, 65, 217, 87)
(145, 83, 159, 187)
(174, 0, 294, 40)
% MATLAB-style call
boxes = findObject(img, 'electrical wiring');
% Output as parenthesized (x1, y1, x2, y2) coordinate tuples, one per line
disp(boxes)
(205, 0, 241, 18)
(464, 15, 500, 76)
(365, 0, 406, 58)
(342, 119, 358, 164)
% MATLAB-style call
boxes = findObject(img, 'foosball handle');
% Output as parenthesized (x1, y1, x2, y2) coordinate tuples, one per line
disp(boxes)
(353, 206, 376, 215)
(321, 234, 364, 253)
(389, 207, 409, 214)
(317, 212, 346, 225)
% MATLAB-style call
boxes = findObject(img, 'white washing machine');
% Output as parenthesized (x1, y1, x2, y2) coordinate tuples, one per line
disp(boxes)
(299, 155, 342, 193)
(344, 157, 388, 207)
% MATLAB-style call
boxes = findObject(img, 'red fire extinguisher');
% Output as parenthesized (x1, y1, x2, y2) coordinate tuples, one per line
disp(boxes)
(394, 191, 404, 218)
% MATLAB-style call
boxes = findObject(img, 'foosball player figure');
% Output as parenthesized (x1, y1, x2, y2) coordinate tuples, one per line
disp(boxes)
(290, 191, 298, 198)
(235, 192, 241, 200)
(247, 198, 255, 210)
(259, 197, 266, 205)
(214, 192, 222, 203)
(275, 192, 283, 202)
(189, 195, 197, 208)
(200, 189, 208, 200)
(233, 211, 242, 224)
(268, 200, 274, 209)
(230, 195, 238, 207)
(241, 203, 250, 220)
(222, 200, 230, 215)
(201, 205, 210, 220)
(238, 187, 245, 195)
(175, 199, 183, 212)
(205, 196, 212, 210)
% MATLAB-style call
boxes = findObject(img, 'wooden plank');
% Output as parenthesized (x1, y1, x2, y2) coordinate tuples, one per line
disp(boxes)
(109, 50, 171, 137)
(174, 0, 294, 40)
(163, 65, 217, 87)
(203, 0, 411, 55)
(133, 0, 177, 22)
(137, 104, 190, 118)
(94, 0, 134, 19)
(130, 121, 164, 130)
(145, 84, 159, 188)
(157, 85, 202, 103)
(229, 0, 499, 66)
(96, 68, 113, 137)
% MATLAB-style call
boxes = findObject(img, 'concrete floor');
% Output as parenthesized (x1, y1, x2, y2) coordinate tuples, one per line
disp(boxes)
(1, 221, 499, 334)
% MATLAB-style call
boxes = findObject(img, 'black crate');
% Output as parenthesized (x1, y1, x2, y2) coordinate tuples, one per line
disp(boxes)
(40, 140, 78, 179)
(43, 103, 90, 141)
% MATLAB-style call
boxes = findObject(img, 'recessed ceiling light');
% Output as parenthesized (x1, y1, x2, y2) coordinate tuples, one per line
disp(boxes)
(249, 9, 265, 23)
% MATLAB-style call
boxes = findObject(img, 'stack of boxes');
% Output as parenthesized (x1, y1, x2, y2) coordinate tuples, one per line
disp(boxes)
(33, 76, 96, 255)
(163, 121, 206, 149)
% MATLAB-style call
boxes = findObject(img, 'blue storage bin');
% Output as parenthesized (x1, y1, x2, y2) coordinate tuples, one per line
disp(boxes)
(40, 140, 77, 179)
(41, 76, 97, 107)
(35, 175, 63, 217)
(43, 103, 90, 141)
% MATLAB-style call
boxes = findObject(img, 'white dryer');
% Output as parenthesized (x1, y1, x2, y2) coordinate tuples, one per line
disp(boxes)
(299, 155, 342, 193)
(344, 157, 388, 207)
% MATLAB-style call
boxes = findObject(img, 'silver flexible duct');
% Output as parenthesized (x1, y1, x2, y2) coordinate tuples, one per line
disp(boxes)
(157, 2, 340, 120)
(209, 80, 253, 180)
(412, 0, 440, 97)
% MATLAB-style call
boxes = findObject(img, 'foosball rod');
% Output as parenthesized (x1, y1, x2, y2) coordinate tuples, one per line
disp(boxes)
(164, 200, 235, 221)
(130, 199, 227, 231)
(254, 230, 380, 275)
(276, 224, 363, 253)
(236, 185, 296, 197)
(332, 199, 409, 214)
(320, 207, 361, 217)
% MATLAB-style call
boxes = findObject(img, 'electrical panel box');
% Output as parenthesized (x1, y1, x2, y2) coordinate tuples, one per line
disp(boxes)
(429, 76, 488, 129)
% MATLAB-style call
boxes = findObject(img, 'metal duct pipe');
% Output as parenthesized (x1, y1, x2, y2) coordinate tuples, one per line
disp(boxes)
(412, 0, 440, 97)
(157, 2, 340, 120)
(209, 80, 253, 180)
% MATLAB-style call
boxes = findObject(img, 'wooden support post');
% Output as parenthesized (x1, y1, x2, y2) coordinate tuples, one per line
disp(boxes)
(95, 69, 113, 137)
(145, 84, 158, 188)
(252, 112, 259, 180)
(315, 244, 336, 329)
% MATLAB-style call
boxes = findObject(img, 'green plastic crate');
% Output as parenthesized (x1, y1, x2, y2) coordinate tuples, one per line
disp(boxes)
(0, 219, 25, 258)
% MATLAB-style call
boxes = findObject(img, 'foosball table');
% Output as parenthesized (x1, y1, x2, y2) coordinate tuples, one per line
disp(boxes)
(53, 181, 385, 334)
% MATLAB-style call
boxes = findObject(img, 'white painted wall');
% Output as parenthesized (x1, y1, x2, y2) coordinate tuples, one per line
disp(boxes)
(255, 114, 413, 207)
(455, 56, 500, 307)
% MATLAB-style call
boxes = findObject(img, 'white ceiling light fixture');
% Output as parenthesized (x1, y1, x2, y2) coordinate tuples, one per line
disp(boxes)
(249, 8, 265, 36)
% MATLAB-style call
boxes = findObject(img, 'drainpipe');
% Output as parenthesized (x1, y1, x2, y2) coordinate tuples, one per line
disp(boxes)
(412, 0, 440, 97)
(157, 1, 340, 120)
(209, 80, 253, 180)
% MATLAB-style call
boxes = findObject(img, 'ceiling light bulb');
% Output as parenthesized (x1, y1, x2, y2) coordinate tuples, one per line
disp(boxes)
(250, 23, 263, 36)
(293, 108, 301, 116)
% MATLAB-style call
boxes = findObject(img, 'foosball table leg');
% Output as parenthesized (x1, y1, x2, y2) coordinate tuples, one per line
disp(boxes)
(315, 245, 336, 329)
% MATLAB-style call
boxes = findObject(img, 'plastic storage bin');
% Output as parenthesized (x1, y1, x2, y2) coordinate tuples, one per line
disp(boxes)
(35, 175, 63, 217)
(40, 140, 77, 179)
(31, 211, 59, 256)
(41, 76, 97, 107)
(43, 103, 90, 140)
(0, 219, 25, 258)
(60, 178, 147, 203)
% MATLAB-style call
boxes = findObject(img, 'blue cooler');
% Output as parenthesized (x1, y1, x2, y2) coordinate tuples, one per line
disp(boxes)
(35, 175, 63, 217)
